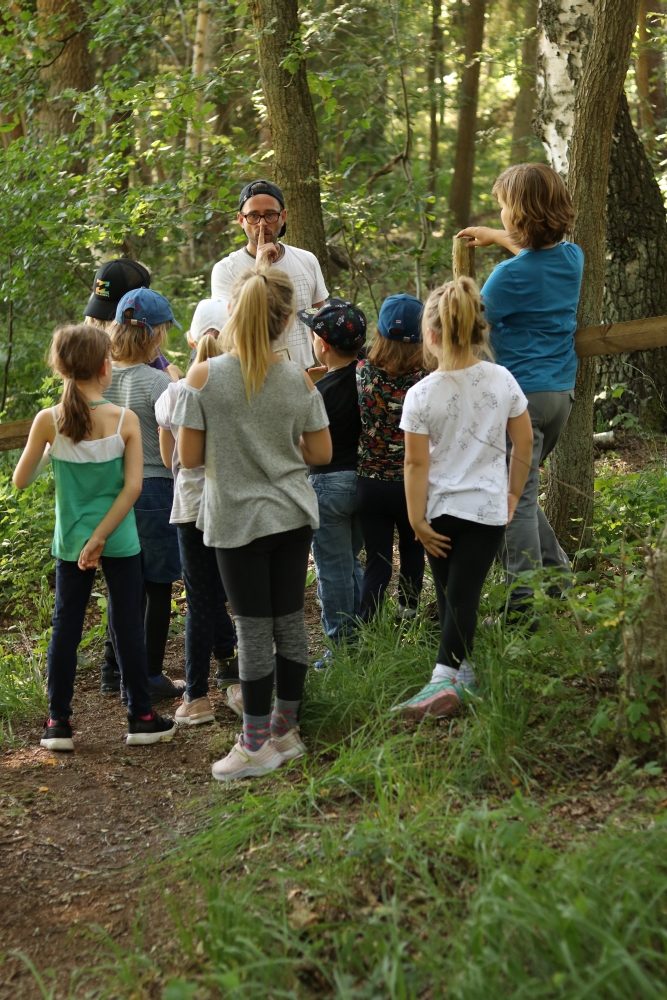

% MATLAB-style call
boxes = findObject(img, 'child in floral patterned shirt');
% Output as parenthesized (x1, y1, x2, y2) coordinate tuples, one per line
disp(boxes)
(356, 294, 428, 620)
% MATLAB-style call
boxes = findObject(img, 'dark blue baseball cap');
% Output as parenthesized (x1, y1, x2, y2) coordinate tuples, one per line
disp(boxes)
(378, 294, 423, 343)
(116, 288, 182, 337)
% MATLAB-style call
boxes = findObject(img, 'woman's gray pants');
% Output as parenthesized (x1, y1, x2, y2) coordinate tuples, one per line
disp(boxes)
(502, 390, 574, 608)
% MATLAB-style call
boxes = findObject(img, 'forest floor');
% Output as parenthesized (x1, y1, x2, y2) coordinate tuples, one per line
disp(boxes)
(2, 433, 667, 999)
(0, 588, 325, 1000)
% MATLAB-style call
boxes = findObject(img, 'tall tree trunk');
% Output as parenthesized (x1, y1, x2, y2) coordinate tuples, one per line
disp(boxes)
(181, 0, 210, 269)
(34, 0, 94, 138)
(510, 0, 539, 163)
(247, 0, 330, 286)
(534, 0, 594, 177)
(636, 0, 666, 141)
(448, 0, 486, 229)
(596, 92, 667, 430)
(544, 0, 640, 552)
(427, 0, 443, 196)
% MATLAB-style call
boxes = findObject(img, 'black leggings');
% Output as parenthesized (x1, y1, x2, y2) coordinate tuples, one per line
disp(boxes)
(356, 477, 425, 618)
(215, 525, 313, 717)
(427, 514, 505, 668)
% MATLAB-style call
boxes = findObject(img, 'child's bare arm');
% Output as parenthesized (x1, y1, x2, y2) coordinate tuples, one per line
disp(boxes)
(159, 426, 176, 470)
(404, 432, 451, 559)
(12, 410, 56, 489)
(78, 411, 144, 570)
(455, 228, 521, 255)
(506, 410, 534, 523)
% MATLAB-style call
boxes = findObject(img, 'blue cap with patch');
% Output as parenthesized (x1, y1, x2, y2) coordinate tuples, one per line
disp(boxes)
(378, 294, 423, 344)
(115, 288, 182, 337)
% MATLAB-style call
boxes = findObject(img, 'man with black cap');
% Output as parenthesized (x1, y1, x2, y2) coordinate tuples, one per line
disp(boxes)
(84, 258, 182, 381)
(211, 179, 328, 369)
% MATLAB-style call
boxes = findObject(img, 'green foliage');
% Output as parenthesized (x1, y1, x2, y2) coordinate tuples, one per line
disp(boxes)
(0, 457, 55, 618)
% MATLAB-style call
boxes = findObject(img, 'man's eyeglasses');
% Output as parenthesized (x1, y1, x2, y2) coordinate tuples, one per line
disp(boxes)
(241, 210, 282, 225)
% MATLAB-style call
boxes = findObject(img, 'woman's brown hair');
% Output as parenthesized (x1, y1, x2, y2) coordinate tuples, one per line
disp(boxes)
(109, 320, 170, 364)
(49, 324, 110, 444)
(368, 334, 424, 377)
(492, 163, 576, 250)
(224, 263, 294, 399)
(422, 276, 492, 370)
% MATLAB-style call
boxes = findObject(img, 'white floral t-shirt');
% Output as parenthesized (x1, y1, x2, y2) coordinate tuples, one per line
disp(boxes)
(400, 361, 528, 526)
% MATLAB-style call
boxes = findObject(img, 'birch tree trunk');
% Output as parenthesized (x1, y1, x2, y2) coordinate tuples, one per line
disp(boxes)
(510, 0, 539, 163)
(534, 0, 594, 177)
(448, 0, 486, 229)
(247, 0, 330, 285)
(543, 0, 640, 551)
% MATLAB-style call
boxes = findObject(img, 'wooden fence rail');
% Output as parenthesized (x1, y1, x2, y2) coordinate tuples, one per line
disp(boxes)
(1, 241, 667, 453)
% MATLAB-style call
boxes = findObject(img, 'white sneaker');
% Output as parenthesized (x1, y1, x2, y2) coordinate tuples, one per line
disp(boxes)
(174, 694, 215, 726)
(273, 726, 307, 761)
(226, 683, 243, 718)
(211, 735, 285, 782)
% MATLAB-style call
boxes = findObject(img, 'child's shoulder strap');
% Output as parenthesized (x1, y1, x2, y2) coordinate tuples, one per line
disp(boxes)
(116, 406, 126, 435)
(51, 406, 59, 435)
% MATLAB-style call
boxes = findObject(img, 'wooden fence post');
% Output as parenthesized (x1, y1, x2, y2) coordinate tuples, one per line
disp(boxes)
(452, 236, 476, 280)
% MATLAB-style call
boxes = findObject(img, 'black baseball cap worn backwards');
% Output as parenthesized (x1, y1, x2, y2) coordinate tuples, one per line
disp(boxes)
(298, 298, 367, 352)
(238, 179, 286, 237)
(83, 258, 151, 322)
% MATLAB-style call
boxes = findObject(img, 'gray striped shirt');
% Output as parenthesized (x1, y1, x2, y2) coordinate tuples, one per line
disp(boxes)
(104, 364, 173, 478)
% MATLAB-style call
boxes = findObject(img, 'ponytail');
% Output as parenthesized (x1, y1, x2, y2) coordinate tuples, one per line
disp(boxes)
(49, 324, 110, 443)
(422, 277, 492, 369)
(224, 264, 295, 399)
(195, 332, 223, 364)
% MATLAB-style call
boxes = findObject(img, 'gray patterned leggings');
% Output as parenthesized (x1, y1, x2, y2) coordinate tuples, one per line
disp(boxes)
(215, 524, 313, 716)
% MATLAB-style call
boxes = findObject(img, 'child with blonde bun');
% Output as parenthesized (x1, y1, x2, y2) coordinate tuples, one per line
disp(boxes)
(393, 277, 533, 721)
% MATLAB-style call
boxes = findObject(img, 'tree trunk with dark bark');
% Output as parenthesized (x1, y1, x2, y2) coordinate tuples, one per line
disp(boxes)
(636, 0, 666, 139)
(35, 0, 94, 138)
(544, 0, 640, 553)
(510, 0, 539, 163)
(597, 91, 667, 430)
(427, 0, 443, 196)
(247, 0, 330, 286)
(448, 0, 486, 230)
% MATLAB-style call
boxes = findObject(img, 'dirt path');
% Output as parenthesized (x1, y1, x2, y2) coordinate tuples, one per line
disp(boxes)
(0, 585, 325, 1000)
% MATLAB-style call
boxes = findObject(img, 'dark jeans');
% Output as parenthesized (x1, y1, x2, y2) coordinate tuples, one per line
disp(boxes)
(427, 514, 505, 668)
(178, 521, 236, 700)
(216, 525, 313, 718)
(49, 555, 151, 719)
(103, 579, 172, 677)
(356, 476, 425, 618)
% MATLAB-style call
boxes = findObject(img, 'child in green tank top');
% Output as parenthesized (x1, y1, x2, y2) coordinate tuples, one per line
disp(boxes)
(13, 323, 176, 751)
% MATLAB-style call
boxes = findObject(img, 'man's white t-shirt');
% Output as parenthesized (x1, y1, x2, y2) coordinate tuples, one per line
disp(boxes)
(211, 244, 328, 369)
(400, 360, 528, 526)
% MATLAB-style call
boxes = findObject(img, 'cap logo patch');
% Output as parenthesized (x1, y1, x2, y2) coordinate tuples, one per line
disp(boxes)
(95, 280, 111, 298)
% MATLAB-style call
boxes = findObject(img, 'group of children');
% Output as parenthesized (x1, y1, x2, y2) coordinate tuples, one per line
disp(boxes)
(13, 162, 583, 780)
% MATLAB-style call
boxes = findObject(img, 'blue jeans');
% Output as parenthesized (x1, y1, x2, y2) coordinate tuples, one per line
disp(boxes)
(178, 521, 236, 700)
(49, 555, 151, 719)
(309, 471, 363, 643)
(134, 477, 181, 584)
